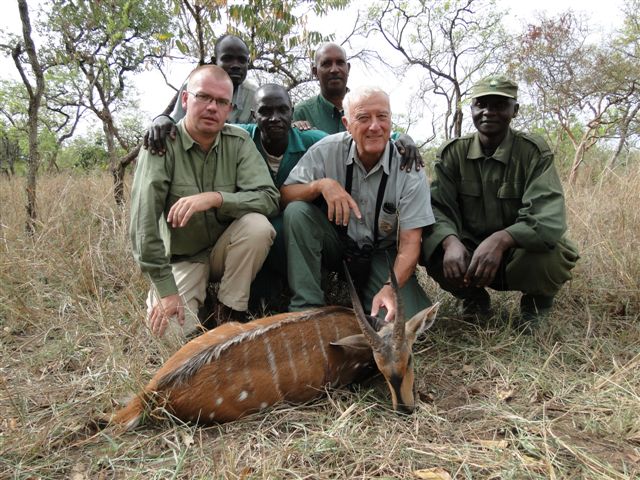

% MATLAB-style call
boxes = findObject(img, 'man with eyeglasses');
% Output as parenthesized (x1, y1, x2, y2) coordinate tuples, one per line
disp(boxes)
(130, 65, 280, 346)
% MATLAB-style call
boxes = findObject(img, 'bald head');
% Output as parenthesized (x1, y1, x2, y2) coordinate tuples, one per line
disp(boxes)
(255, 83, 292, 107)
(312, 42, 350, 101)
(314, 42, 347, 66)
(186, 65, 233, 93)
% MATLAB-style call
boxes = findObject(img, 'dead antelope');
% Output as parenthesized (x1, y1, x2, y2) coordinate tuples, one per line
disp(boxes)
(110, 266, 439, 430)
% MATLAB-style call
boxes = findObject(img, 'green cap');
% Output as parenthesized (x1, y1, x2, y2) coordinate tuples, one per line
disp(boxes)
(470, 75, 518, 100)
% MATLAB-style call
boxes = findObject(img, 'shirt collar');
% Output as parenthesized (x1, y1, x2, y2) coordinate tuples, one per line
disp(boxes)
(232, 82, 244, 109)
(318, 93, 343, 118)
(251, 127, 305, 157)
(467, 127, 514, 164)
(347, 136, 393, 175)
(177, 120, 221, 152)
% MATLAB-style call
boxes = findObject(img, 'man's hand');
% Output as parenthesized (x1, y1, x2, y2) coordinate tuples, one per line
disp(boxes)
(143, 115, 177, 156)
(464, 230, 516, 287)
(148, 294, 184, 337)
(442, 235, 471, 288)
(167, 192, 222, 228)
(318, 178, 361, 226)
(292, 120, 314, 131)
(370, 284, 397, 323)
(394, 133, 424, 172)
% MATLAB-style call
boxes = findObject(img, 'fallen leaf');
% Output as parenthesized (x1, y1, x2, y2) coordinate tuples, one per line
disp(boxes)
(413, 467, 452, 479)
(418, 390, 435, 402)
(477, 439, 508, 449)
(238, 466, 254, 479)
(497, 388, 514, 402)
(182, 433, 194, 447)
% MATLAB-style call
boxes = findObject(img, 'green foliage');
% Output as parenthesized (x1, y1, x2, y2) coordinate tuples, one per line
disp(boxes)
(43, 0, 174, 158)
(507, 11, 640, 179)
(172, 0, 348, 89)
(0, 77, 81, 173)
(59, 133, 110, 171)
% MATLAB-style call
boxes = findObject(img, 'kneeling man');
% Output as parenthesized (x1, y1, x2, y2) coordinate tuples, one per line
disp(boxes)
(281, 86, 433, 322)
(130, 65, 280, 343)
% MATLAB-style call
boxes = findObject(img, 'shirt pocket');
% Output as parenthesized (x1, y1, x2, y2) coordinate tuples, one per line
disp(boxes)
(377, 209, 398, 242)
(497, 182, 523, 223)
(458, 180, 483, 233)
(167, 184, 208, 246)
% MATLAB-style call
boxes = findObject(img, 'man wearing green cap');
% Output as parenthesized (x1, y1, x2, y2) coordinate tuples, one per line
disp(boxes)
(421, 75, 579, 328)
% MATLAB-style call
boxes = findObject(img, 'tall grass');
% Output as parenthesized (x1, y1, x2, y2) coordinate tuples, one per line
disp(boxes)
(0, 167, 638, 479)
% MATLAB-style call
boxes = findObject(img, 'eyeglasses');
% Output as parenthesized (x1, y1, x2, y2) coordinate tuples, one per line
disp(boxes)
(187, 91, 232, 107)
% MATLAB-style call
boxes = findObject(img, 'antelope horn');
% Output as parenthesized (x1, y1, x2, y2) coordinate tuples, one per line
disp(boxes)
(343, 261, 384, 352)
(386, 254, 406, 352)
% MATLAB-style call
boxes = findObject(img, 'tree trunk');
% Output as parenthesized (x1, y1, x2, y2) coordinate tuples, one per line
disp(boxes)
(112, 143, 141, 206)
(568, 141, 587, 184)
(103, 127, 123, 205)
(14, 0, 45, 236)
(606, 103, 640, 171)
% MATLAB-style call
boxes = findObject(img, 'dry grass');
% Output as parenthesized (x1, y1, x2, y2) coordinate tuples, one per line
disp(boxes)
(0, 167, 639, 479)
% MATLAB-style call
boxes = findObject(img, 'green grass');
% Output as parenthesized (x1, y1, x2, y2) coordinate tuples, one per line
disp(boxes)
(0, 168, 638, 479)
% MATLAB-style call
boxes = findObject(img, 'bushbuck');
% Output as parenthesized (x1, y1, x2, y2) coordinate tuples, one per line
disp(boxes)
(110, 266, 439, 430)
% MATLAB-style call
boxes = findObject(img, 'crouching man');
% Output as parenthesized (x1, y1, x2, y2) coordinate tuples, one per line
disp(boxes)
(130, 65, 279, 344)
(281, 86, 434, 321)
(421, 75, 579, 329)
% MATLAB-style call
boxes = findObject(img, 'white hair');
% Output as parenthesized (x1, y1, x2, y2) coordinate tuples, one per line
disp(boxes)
(343, 86, 390, 120)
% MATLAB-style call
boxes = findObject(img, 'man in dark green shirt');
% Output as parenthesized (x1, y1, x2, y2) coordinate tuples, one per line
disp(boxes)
(293, 42, 349, 135)
(422, 75, 579, 328)
(293, 42, 423, 171)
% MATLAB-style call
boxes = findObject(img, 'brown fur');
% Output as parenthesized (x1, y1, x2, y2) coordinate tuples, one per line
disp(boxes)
(110, 301, 439, 430)
(111, 307, 375, 428)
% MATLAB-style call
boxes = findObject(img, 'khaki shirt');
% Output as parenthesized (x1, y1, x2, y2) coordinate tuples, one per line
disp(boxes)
(130, 122, 280, 297)
(284, 132, 435, 249)
(423, 128, 569, 259)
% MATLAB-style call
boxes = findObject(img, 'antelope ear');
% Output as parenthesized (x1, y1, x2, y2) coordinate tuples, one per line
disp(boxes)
(405, 302, 440, 338)
(330, 334, 372, 351)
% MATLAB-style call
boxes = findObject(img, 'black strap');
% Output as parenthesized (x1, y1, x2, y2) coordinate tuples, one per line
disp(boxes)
(342, 140, 393, 246)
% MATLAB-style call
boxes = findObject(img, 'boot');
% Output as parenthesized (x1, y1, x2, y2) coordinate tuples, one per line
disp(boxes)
(518, 294, 554, 332)
(459, 288, 492, 319)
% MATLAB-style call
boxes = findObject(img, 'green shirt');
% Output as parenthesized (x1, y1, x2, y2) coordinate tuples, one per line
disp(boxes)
(130, 122, 280, 297)
(293, 94, 345, 134)
(423, 128, 570, 259)
(237, 124, 328, 187)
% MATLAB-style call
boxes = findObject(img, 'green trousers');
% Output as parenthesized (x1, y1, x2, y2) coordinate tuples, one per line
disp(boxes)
(284, 201, 431, 317)
(424, 236, 579, 298)
(250, 214, 287, 309)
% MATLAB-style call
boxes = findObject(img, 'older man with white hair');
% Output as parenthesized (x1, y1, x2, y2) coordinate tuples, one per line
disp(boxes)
(281, 86, 434, 322)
